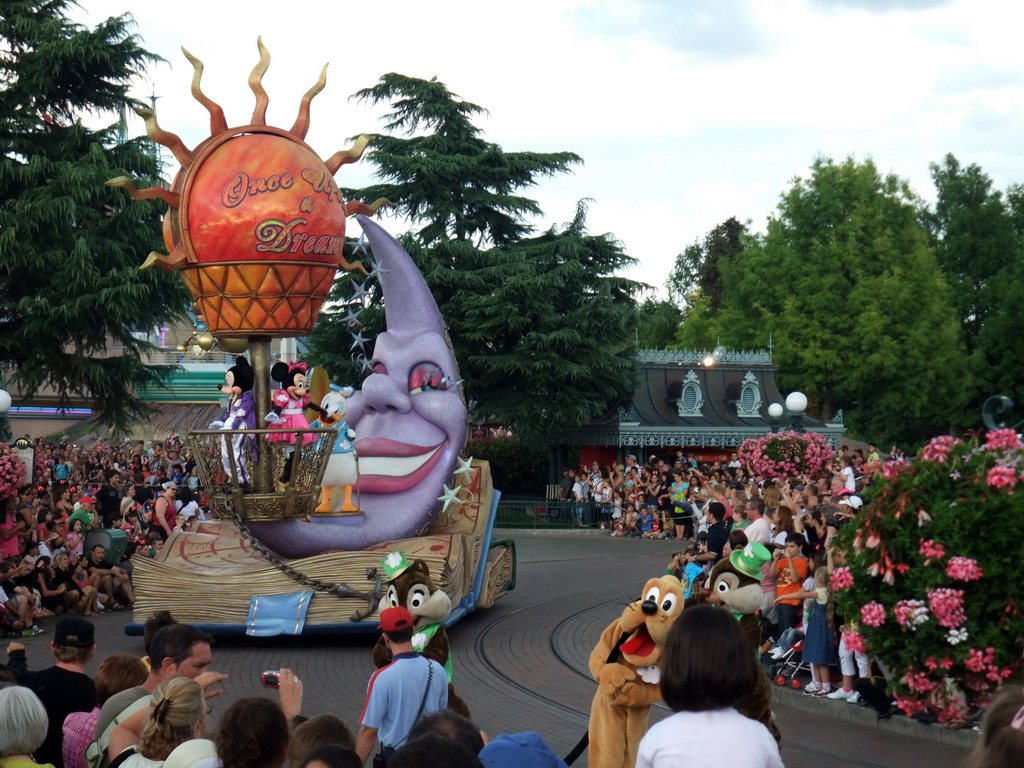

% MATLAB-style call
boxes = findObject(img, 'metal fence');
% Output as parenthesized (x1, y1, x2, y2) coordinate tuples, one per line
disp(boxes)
(495, 498, 613, 530)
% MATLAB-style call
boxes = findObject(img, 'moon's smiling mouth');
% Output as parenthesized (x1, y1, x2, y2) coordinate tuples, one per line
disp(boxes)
(355, 438, 445, 494)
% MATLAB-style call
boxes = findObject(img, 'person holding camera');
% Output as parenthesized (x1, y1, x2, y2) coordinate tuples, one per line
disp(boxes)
(356, 607, 448, 767)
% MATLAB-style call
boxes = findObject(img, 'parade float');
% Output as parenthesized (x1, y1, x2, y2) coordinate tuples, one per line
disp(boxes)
(111, 40, 514, 635)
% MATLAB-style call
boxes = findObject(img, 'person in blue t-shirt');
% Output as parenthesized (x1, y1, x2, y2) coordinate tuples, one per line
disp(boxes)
(667, 547, 705, 598)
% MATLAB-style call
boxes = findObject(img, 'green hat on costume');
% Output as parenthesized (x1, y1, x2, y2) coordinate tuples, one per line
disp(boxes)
(730, 541, 772, 579)
(380, 550, 412, 580)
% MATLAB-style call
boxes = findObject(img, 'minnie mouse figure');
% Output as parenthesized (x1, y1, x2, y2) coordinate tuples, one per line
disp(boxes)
(264, 362, 319, 441)
(264, 362, 328, 482)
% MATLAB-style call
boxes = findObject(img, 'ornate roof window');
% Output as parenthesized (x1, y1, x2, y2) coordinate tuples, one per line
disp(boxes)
(676, 370, 704, 418)
(737, 371, 762, 418)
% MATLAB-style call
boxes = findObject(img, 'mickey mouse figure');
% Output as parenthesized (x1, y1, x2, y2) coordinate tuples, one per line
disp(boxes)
(208, 356, 257, 484)
(264, 362, 327, 482)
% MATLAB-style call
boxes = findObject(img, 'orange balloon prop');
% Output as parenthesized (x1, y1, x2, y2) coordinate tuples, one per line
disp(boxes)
(107, 38, 388, 338)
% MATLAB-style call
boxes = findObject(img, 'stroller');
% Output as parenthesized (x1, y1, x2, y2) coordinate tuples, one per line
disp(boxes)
(770, 629, 810, 689)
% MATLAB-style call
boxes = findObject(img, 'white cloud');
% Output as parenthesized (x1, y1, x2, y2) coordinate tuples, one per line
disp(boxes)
(68, 0, 1024, 296)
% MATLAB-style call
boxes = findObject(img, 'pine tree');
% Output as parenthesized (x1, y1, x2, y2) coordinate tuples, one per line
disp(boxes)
(0, 1, 190, 431)
(308, 74, 643, 434)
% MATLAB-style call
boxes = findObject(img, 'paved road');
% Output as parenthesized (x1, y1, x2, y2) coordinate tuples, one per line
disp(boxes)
(17, 533, 974, 767)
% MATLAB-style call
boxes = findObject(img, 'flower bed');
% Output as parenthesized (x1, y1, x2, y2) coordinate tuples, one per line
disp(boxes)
(833, 429, 1024, 724)
(0, 443, 26, 499)
(735, 430, 835, 478)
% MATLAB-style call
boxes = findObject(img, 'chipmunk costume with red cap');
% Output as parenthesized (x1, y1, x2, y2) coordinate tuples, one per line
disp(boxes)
(588, 575, 683, 768)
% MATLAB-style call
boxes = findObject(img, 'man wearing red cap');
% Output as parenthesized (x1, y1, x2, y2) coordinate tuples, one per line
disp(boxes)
(355, 606, 448, 766)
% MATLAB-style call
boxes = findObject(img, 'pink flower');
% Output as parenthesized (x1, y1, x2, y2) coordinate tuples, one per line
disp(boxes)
(894, 599, 929, 630)
(904, 669, 934, 693)
(881, 459, 909, 479)
(842, 628, 866, 654)
(918, 539, 946, 561)
(865, 533, 881, 549)
(964, 647, 995, 673)
(928, 588, 966, 629)
(830, 567, 854, 590)
(861, 601, 886, 627)
(946, 557, 983, 582)
(985, 428, 1021, 452)
(921, 435, 962, 464)
(986, 465, 1018, 491)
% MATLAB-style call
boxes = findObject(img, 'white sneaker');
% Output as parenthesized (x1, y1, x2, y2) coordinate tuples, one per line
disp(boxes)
(804, 682, 821, 694)
(847, 692, 862, 705)
(827, 688, 855, 700)
(770, 647, 788, 660)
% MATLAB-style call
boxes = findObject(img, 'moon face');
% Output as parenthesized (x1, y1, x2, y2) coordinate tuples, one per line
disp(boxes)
(247, 218, 466, 556)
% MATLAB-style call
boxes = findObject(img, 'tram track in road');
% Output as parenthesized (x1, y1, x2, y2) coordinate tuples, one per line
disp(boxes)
(471, 590, 626, 720)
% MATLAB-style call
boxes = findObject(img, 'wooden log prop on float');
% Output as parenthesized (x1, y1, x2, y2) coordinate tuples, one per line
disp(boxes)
(109, 41, 511, 635)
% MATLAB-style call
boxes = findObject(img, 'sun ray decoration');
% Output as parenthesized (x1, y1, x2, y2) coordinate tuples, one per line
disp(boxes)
(108, 39, 392, 337)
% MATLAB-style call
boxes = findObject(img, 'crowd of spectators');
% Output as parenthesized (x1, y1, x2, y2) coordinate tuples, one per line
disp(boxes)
(0, 433, 1016, 767)
(2, 434, 208, 637)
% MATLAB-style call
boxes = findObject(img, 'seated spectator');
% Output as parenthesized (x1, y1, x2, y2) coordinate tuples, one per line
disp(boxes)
(478, 732, 564, 768)
(163, 739, 217, 768)
(636, 605, 783, 768)
(0, 685, 51, 768)
(406, 710, 484, 756)
(215, 698, 290, 768)
(63, 654, 148, 768)
(109, 677, 208, 768)
(297, 745, 360, 768)
(288, 714, 355, 765)
(85, 545, 134, 611)
(391, 733, 481, 768)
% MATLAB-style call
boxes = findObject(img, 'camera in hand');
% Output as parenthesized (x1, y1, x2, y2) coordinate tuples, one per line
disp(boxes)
(260, 670, 280, 688)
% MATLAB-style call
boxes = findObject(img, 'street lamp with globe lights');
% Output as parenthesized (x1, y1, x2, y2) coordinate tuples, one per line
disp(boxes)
(785, 391, 808, 433)
(767, 402, 784, 433)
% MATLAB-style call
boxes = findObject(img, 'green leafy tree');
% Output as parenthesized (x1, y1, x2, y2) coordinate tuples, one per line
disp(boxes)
(921, 155, 1024, 412)
(667, 216, 748, 310)
(920, 154, 1019, 353)
(0, 1, 190, 430)
(679, 156, 970, 444)
(308, 75, 643, 435)
(635, 297, 683, 349)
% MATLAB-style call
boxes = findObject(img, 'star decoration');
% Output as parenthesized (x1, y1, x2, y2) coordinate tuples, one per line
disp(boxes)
(349, 328, 370, 351)
(353, 354, 374, 375)
(454, 456, 474, 478)
(438, 484, 463, 515)
(349, 279, 371, 303)
(367, 256, 390, 279)
(349, 233, 370, 258)
(342, 306, 363, 328)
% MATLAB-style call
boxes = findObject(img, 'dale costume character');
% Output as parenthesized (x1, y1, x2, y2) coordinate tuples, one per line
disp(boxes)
(371, 551, 471, 719)
(588, 575, 684, 768)
(691, 541, 782, 745)
(208, 356, 257, 483)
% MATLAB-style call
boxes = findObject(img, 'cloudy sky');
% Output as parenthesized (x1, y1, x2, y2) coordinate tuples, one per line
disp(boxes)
(72, 0, 1024, 295)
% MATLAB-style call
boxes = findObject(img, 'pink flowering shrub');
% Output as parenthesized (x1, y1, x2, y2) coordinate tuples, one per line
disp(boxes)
(835, 429, 1024, 723)
(735, 431, 835, 479)
(0, 443, 27, 499)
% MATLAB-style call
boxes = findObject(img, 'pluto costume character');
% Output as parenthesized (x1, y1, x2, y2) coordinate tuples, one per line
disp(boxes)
(588, 575, 683, 768)
(693, 542, 782, 745)
(371, 551, 471, 718)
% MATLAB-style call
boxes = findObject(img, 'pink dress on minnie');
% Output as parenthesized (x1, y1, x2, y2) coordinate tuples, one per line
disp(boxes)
(265, 389, 317, 445)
